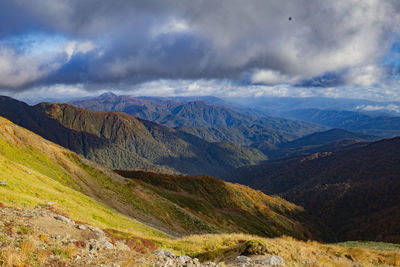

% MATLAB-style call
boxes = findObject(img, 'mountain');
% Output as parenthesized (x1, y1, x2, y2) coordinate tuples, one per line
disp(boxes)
(263, 128, 377, 160)
(228, 137, 400, 243)
(0, 96, 268, 176)
(1, 115, 399, 266)
(227, 96, 400, 117)
(0, 114, 320, 239)
(36, 102, 266, 176)
(284, 108, 400, 137)
(71, 93, 324, 151)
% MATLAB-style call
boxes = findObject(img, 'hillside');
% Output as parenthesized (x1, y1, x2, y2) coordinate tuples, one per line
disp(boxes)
(36, 102, 266, 176)
(264, 128, 377, 160)
(285, 108, 400, 137)
(0, 96, 267, 176)
(228, 137, 400, 243)
(0, 116, 399, 266)
(0, 116, 317, 239)
(72, 93, 324, 150)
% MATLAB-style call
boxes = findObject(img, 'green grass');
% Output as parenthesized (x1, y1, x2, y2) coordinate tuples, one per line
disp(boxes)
(336, 241, 400, 251)
(1, 116, 399, 266)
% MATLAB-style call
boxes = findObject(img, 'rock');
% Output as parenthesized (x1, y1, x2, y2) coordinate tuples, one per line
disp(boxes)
(54, 215, 72, 224)
(263, 256, 284, 266)
(178, 255, 192, 264)
(98, 237, 114, 250)
(236, 255, 250, 263)
(0, 181, 8, 186)
(87, 225, 104, 235)
(46, 201, 56, 206)
(152, 250, 176, 258)
(76, 224, 87, 230)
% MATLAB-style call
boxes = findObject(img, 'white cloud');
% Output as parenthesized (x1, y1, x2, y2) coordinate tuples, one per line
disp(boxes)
(356, 104, 400, 113)
(251, 69, 303, 85)
(151, 17, 190, 38)
(0, 47, 60, 88)
(346, 65, 383, 87)
(64, 41, 96, 60)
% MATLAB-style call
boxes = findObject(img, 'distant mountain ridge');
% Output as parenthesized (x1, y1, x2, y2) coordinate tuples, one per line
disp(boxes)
(263, 128, 377, 160)
(228, 137, 400, 243)
(0, 96, 266, 176)
(285, 108, 400, 137)
(72, 93, 325, 153)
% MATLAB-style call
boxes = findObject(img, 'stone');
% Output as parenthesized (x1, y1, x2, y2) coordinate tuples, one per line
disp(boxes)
(236, 256, 250, 263)
(87, 225, 104, 235)
(0, 181, 8, 186)
(77, 224, 87, 230)
(54, 215, 72, 224)
(152, 250, 176, 257)
(46, 201, 56, 206)
(178, 255, 191, 264)
(263, 256, 284, 266)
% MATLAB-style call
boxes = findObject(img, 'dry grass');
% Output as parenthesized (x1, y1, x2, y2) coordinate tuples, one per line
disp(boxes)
(154, 234, 400, 266)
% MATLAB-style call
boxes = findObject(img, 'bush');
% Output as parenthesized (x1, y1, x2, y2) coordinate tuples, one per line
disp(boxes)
(240, 239, 271, 255)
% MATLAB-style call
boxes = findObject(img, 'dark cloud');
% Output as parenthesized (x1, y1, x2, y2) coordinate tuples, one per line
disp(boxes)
(0, 0, 399, 92)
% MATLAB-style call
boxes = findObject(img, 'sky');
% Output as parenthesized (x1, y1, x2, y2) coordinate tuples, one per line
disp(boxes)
(1, 0, 400, 102)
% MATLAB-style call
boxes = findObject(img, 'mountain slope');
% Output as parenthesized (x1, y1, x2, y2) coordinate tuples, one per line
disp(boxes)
(285, 108, 400, 137)
(36, 102, 266, 176)
(72, 94, 324, 150)
(0, 96, 266, 176)
(1, 118, 399, 266)
(228, 137, 400, 243)
(263, 128, 377, 160)
(0, 115, 321, 240)
(0, 95, 108, 156)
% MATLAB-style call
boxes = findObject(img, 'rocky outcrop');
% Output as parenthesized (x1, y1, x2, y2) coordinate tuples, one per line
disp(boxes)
(0, 204, 286, 266)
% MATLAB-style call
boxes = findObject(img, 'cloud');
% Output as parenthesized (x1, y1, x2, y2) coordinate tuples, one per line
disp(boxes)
(0, 0, 399, 99)
(64, 41, 96, 60)
(0, 47, 60, 88)
(251, 69, 303, 85)
(356, 104, 400, 113)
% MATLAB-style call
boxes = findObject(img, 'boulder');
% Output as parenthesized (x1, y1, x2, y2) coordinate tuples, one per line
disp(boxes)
(178, 255, 192, 264)
(236, 255, 250, 263)
(152, 250, 176, 258)
(263, 256, 284, 266)
(54, 215, 73, 224)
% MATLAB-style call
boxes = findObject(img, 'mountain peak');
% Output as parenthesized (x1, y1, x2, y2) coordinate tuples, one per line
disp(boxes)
(99, 92, 117, 98)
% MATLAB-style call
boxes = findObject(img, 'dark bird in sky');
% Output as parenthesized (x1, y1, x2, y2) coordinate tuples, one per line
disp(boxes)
(289, 17, 292, 21)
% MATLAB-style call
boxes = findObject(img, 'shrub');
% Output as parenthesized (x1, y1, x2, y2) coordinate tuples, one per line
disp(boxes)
(240, 239, 271, 255)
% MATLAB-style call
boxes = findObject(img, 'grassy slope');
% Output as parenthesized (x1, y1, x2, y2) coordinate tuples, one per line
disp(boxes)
(0, 116, 399, 266)
(36, 102, 266, 177)
(115, 170, 328, 240)
(0, 116, 316, 239)
(0, 117, 164, 239)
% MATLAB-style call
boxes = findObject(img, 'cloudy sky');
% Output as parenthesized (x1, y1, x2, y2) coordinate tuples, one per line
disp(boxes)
(1, 0, 400, 101)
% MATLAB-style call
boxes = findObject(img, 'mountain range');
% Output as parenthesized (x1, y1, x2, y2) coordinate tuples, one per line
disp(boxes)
(228, 137, 400, 243)
(284, 108, 400, 137)
(0, 114, 323, 239)
(0, 96, 266, 176)
(72, 93, 325, 153)
(1, 114, 397, 266)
